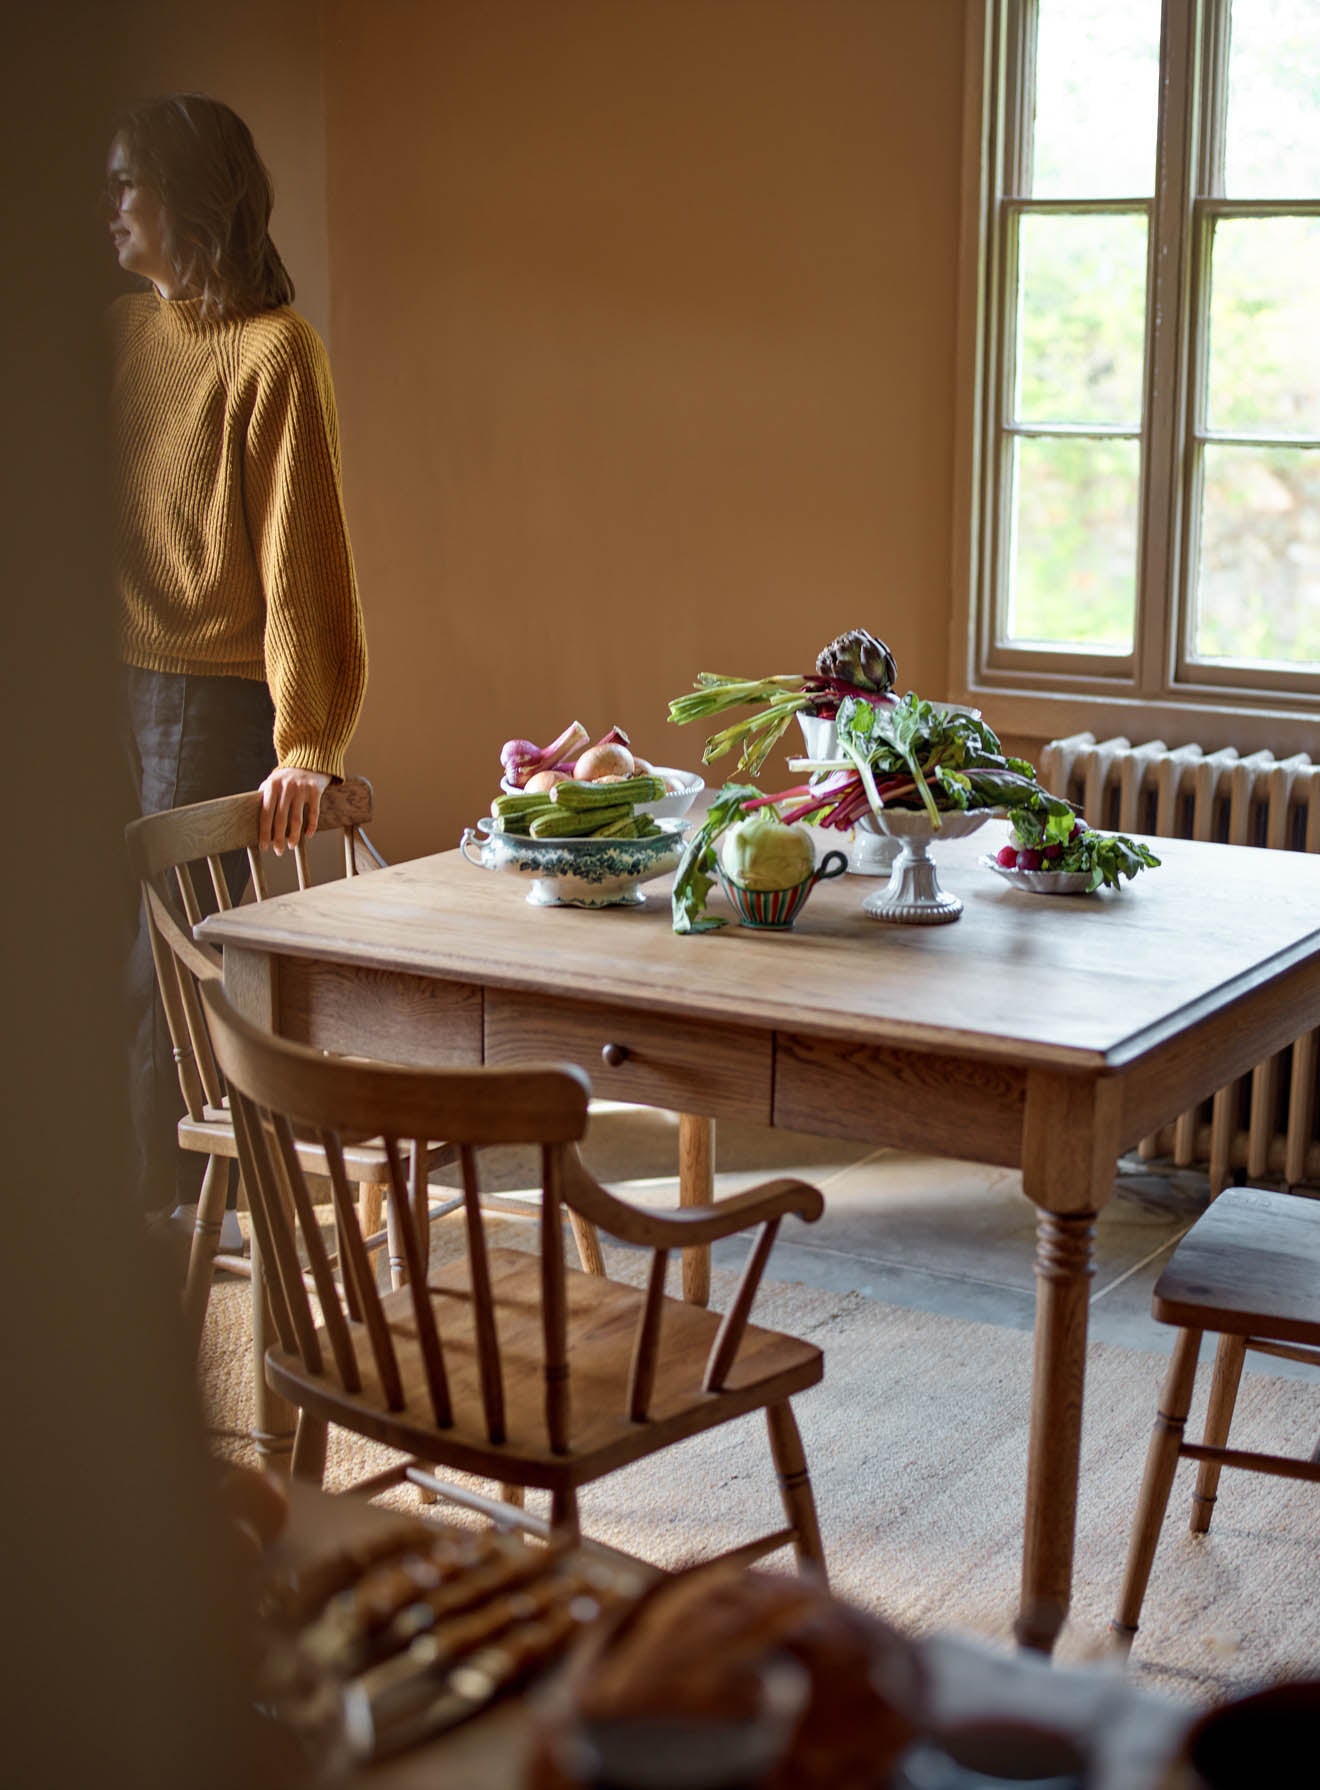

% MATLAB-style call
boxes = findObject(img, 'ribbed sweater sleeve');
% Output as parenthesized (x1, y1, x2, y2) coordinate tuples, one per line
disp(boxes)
(112, 295, 367, 780)
(241, 313, 367, 778)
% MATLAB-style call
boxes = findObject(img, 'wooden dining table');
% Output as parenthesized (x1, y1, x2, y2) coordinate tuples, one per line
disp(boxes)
(198, 825, 1320, 1655)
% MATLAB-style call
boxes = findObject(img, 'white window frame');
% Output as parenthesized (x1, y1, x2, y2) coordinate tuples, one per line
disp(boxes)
(951, 0, 1320, 754)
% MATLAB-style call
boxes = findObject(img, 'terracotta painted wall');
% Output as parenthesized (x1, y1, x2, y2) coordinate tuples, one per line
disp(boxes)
(324, 0, 968, 862)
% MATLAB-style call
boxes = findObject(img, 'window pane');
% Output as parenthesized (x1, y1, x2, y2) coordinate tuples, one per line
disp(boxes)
(1224, 0, 1320, 199)
(1015, 213, 1148, 426)
(1005, 436, 1138, 650)
(1029, 0, 1160, 198)
(1207, 218, 1320, 437)
(1193, 444, 1320, 668)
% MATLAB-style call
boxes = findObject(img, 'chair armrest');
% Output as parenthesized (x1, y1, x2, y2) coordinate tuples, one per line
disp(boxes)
(560, 1145, 822, 1248)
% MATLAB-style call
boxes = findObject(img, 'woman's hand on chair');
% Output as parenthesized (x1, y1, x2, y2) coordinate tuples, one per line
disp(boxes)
(259, 767, 332, 853)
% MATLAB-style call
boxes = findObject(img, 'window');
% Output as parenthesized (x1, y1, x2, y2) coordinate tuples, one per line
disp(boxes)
(956, 0, 1320, 750)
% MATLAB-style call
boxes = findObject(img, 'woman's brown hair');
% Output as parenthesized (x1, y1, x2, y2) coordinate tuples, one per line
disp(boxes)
(113, 94, 294, 318)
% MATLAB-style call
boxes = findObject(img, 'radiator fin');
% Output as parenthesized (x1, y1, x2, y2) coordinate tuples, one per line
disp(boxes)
(1039, 734, 1320, 1191)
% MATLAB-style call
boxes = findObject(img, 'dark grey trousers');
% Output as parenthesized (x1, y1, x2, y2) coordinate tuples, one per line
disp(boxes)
(123, 666, 277, 1214)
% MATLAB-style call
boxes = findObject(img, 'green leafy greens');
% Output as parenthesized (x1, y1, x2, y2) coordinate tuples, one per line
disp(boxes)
(671, 783, 764, 933)
(832, 694, 1076, 831)
(1006, 808, 1162, 892)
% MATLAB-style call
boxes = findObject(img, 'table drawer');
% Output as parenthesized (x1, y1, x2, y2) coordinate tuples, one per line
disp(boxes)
(278, 959, 484, 1068)
(774, 1032, 1026, 1165)
(484, 990, 772, 1122)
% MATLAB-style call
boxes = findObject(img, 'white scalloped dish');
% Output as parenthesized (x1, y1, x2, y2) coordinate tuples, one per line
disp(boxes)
(978, 854, 1096, 896)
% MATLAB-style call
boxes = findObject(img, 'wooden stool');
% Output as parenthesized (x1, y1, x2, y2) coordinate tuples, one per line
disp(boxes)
(1111, 1184, 1320, 1652)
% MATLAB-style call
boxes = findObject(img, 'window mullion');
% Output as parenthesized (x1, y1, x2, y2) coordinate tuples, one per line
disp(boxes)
(1174, 2, 1232, 687)
(1199, 0, 1231, 199)
(1135, 0, 1198, 701)
(988, 0, 1038, 673)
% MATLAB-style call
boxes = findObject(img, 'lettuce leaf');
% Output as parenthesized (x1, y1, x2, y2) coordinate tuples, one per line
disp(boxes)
(671, 783, 764, 934)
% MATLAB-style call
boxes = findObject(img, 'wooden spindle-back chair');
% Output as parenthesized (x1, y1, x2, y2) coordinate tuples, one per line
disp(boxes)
(126, 779, 449, 1356)
(1111, 1184, 1320, 1653)
(200, 978, 829, 1574)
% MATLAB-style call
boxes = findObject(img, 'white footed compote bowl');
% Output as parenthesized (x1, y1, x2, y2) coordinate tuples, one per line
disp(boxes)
(795, 713, 899, 877)
(858, 808, 992, 924)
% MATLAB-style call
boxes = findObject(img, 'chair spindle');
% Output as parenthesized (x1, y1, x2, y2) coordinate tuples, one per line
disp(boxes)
(253, 1106, 325, 1374)
(384, 1137, 453, 1427)
(540, 1144, 571, 1453)
(321, 1129, 404, 1408)
(145, 915, 209, 1119)
(273, 1115, 361, 1393)
(245, 846, 269, 899)
(174, 862, 204, 929)
(205, 854, 232, 911)
(227, 1091, 300, 1356)
(704, 1218, 781, 1393)
(459, 1145, 506, 1444)
(627, 1250, 670, 1423)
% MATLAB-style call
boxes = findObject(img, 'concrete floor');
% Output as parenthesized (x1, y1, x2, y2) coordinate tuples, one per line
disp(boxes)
(451, 1101, 1319, 1381)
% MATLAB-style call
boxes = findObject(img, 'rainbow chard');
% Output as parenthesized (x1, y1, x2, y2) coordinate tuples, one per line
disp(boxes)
(666, 630, 900, 776)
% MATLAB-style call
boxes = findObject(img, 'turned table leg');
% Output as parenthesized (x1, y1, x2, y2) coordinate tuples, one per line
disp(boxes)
(679, 1113, 713, 1307)
(1017, 1206, 1097, 1652)
(1016, 1073, 1119, 1654)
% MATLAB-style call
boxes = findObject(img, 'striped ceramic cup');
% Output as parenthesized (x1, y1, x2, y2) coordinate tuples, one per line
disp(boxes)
(716, 850, 849, 929)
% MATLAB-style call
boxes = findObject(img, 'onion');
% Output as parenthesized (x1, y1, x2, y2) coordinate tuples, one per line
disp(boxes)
(500, 737, 540, 774)
(574, 742, 635, 781)
(524, 769, 568, 793)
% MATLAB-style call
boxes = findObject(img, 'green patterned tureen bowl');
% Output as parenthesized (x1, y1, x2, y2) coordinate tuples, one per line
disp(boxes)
(460, 818, 691, 908)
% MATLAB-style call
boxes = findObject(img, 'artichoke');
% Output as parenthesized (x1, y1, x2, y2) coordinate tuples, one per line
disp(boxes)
(815, 629, 897, 694)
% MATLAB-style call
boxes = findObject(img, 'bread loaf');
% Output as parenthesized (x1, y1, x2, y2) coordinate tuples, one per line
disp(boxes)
(530, 1561, 925, 1788)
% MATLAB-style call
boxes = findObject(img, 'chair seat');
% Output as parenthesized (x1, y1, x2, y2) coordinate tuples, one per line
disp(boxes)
(1152, 1185, 1320, 1347)
(267, 1247, 823, 1491)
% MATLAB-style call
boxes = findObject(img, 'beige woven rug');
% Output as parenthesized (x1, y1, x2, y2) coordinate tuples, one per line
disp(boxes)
(199, 1212, 1319, 1710)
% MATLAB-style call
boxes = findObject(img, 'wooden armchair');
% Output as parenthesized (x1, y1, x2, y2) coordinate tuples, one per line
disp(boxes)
(199, 978, 829, 1576)
(125, 779, 450, 1359)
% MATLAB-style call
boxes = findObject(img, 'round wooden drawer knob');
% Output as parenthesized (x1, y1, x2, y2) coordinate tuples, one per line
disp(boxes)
(601, 1042, 630, 1068)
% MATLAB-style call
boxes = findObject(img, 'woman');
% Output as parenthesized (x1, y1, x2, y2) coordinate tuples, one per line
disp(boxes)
(109, 93, 368, 1215)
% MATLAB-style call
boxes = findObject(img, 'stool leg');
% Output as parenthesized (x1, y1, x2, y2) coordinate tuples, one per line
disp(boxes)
(1111, 1327, 1202, 1652)
(1191, 1334, 1246, 1535)
(385, 1189, 407, 1291)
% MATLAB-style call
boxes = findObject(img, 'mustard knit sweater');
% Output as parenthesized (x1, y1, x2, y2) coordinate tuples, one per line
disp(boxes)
(111, 292, 367, 780)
